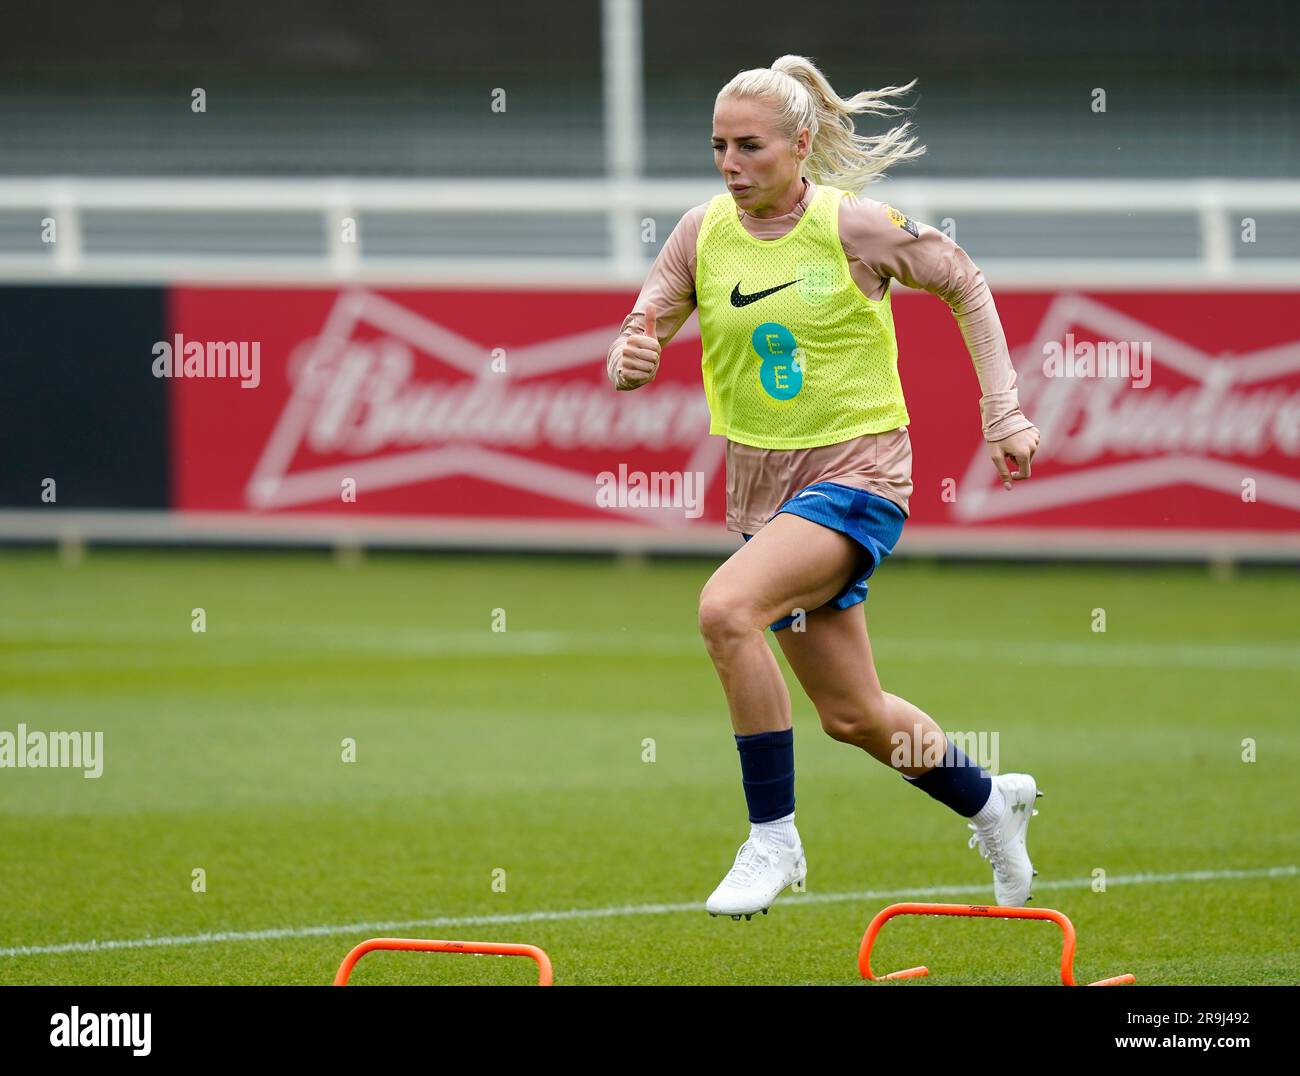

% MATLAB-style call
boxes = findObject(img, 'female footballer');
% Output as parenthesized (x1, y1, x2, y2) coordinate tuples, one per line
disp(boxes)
(607, 55, 1043, 919)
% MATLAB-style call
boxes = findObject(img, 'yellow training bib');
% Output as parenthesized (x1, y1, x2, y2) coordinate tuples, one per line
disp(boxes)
(695, 183, 910, 448)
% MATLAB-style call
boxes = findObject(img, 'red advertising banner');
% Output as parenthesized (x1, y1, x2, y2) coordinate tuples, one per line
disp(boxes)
(168, 287, 1300, 540)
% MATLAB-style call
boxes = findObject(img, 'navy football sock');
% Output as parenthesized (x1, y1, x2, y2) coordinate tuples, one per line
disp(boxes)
(734, 728, 795, 823)
(902, 741, 993, 817)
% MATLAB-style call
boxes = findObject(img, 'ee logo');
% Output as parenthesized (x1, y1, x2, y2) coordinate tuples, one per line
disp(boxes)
(750, 322, 806, 400)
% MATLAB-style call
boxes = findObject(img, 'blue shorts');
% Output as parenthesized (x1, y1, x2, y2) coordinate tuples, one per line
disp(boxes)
(741, 481, 906, 632)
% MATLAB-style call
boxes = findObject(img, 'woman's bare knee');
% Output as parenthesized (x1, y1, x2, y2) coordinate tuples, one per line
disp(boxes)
(817, 689, 890, 747)
(698, 587, 760, 650)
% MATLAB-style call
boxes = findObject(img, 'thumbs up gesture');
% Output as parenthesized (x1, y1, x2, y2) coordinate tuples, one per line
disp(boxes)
(614, 302, 662, 390)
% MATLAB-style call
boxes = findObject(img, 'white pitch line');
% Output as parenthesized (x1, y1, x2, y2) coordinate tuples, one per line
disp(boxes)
(0, 864, 1293, 960)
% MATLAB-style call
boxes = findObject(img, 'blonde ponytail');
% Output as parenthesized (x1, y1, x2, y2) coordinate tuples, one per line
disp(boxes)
(716, 55, 925, 191)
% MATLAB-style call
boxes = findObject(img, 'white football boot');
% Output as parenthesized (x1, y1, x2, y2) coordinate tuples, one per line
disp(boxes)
(706, 830, 807, 920)
(967, 772, 1042, 907)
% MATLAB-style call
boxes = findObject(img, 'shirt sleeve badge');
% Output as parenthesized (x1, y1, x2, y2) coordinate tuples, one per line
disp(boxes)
(885, 204, 920, 238)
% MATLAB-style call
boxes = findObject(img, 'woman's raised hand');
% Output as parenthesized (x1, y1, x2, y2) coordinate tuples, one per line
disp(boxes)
(614, 302, 662, 390)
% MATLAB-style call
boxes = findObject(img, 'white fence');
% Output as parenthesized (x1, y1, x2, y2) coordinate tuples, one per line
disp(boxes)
(0, 176, 1297, 287)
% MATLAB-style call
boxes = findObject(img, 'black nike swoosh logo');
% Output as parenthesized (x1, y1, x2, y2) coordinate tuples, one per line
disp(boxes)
(730, 279, 801, 307)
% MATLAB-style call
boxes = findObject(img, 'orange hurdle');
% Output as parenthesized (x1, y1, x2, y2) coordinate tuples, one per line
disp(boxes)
(333, 938, 554, 985)
(858, 902, 1134, 986)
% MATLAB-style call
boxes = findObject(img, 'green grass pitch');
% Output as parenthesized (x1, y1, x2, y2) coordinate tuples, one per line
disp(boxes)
(0, 547, 1296, 985)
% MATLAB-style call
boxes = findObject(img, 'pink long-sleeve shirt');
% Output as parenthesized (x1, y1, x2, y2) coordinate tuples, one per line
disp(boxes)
(607, 176, 1034, 533)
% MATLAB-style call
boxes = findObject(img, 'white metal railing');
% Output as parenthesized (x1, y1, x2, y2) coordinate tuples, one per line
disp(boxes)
(0, 176, 1296, 287)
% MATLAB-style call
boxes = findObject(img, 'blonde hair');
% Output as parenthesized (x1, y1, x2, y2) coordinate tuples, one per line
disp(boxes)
(716, 55, 925, 191)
